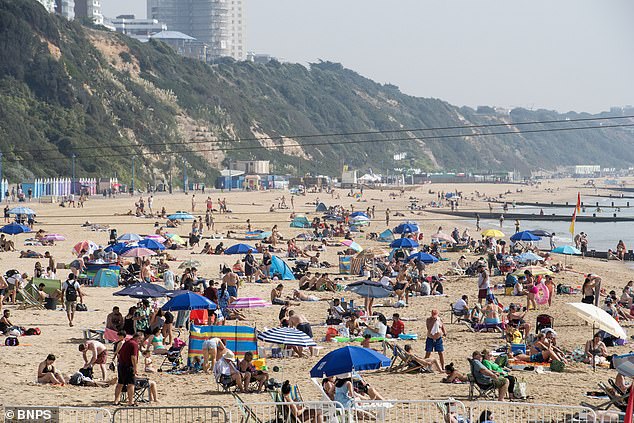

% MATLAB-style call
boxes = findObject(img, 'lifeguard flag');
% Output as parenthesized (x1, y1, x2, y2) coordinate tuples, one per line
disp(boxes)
(576, 192, 581, 213)
(624, 384, 633, 423)
(569, 209, 577, 235)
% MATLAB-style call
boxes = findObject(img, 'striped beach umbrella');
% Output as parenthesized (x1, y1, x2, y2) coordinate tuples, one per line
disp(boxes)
(257, 327, 317, 347)
(227, 297, 271, 309)
(145, 234, 166, 243)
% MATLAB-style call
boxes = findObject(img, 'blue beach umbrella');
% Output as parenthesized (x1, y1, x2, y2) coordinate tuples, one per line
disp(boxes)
(167, 212, 195, 221)
(0, 222, 31, 235)
(138, 238, 166, 251)
(394, 222, 419, 234)
(113, 283, 168, 299)
(510, 231, 541, 242)
(390, 238, 419, 249)
(161, 292, 217, 311)
(310, 346, 391, 377)
(118, 233, 142, 242)
(345, 280, 393, 298)
(552, 245, 582, 255)
(224, 243, 256, 255)
(105, 242, 134, 255)
(8, 207, 35, 216)
(406, 251, 439, 264)
(349, 211, 369, 219)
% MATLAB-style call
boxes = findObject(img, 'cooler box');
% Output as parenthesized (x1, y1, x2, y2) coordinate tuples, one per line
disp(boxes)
(511, 344, 526, 354)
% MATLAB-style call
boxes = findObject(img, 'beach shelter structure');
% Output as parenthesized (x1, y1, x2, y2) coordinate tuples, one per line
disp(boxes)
(512, 266, 553, 277)
(162, 292, 217, 311)
(377, 229, 395, 243)
(93, 269, 119, 287)
(349, 211, 369, 219)
(121, 247, 156, 258)
(315, 202, 328, 212)
(105, 242, 133, 255)
(552, 245, 582, 255)
(270, 255, 295, 280)
(73, 240, 98, 256)
(290, 215, 310, 228)
(224, 243, 255, 255)
(432, 232, 455, 243)
(114, 283, 167, 298)
(567, 302, 627, 340)
(167, 212, 194, 221)
(188, 325, 258, 365)
(481, 229, 505, 238)
(138, 238, 166, 251)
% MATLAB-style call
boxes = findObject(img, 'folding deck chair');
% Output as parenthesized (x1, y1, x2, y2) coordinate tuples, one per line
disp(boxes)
(120, 377, 151, 403)
(467, 359, 497, 400)
(232, 393, 264, 423)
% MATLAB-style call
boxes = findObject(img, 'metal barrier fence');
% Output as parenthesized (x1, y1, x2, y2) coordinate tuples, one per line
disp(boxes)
(1, 405, 111, 423)
(230, 400, 344, 423)
(112, 406, 228, 423)
(352, 399, 468, 423)
(469, 401, 599, 423)
(596, 411, 626, 423)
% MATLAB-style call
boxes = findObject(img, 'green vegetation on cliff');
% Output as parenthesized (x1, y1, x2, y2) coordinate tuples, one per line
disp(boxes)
(1, 0, 633, 184)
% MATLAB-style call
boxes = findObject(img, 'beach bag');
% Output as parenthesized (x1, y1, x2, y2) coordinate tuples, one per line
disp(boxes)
(550, 360, 565, 373)
(25, 327, 41, 336)
(65, 283, 78, 302)
(79, 366, 93, 379)
(513, 379, 527, 399)
(5, 336, 19, 346)
(75, 303, 88, 311)
(69, 372, 85, 386)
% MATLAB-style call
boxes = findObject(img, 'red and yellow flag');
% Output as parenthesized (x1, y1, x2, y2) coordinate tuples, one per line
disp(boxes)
(576, 192, 581, 213)
(569, 209, 577, 235)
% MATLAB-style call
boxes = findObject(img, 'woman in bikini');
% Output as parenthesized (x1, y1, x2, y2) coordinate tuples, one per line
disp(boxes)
(37, 354, 65, 385)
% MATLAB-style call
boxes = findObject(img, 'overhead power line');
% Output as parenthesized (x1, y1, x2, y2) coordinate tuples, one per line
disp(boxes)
(5, 121, 634, 163)
(4, 114, 634, 157)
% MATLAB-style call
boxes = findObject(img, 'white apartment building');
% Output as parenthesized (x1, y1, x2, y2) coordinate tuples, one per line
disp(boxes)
(55, 0, 75, 19)
(75, 0, 103, 25)
(107, 15, 167, 41)
(36, 0, 56, 13)
(147, 0, 245, 60)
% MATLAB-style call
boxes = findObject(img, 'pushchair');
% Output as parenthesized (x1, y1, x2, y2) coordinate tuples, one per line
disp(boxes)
(158, 335, 186, 371)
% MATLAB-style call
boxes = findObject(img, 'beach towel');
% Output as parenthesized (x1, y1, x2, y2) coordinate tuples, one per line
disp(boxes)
(188, 325, 258, 366)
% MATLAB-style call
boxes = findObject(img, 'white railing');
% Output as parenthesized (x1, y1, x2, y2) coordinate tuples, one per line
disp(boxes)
(352, 399, 468, 423)
(469, 401, 599, 423)
(1, 406, 111, 423)
(112, 405, 228, 423)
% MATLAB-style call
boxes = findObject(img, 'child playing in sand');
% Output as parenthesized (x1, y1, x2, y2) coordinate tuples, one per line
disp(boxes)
(143, 350, 155, 373)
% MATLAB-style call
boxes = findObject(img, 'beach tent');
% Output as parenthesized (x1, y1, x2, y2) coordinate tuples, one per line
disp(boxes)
(188, 325, 258, 366)
(315, 202, 328, 212)
(93, 269, 119, 287)
(270, 255, 295, 280)
(377, 229, 395, 243)
(290, 215, 310, 228)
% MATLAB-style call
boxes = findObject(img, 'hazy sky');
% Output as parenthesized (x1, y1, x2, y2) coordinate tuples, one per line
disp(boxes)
(102, 0, 633, 113)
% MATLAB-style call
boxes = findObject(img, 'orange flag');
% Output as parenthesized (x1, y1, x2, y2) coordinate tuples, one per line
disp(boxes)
(576, 192, 581, 212)
(569, 209, 577, 235)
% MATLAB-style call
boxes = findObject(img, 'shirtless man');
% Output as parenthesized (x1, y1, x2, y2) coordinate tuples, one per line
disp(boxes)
(288, 310, 315, 357)
(271, 284, 285, 305)
(298, 272, 312, 290)
(79, 340, 108, 380)
(222, 268, 239, 298)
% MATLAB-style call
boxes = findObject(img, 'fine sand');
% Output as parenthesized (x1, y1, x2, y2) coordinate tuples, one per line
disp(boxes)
(1, 178, 633, 409)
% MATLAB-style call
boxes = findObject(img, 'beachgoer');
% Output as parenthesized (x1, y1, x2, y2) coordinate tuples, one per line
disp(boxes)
(79, 340, 108, 380)
(37, 354, 65, 385)
(62, 273, 82, 327)
(471, 351, 508, 401)
(114, 332, 142, 406)
(425, 309, 446, 369)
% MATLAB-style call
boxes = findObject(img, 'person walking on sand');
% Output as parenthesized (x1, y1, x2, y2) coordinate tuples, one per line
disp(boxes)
(62, 273, 82, 327)
(385, 209, 390, 227)
(191, 194, 196, 213)
(424, 309, 446, 369)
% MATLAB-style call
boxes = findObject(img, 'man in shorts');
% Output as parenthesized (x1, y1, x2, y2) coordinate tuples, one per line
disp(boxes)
(288, 310, 315, 357)
(425, 309, 446, 369)
(477, 265, 490, 305)
(79, 340, 108, 380)
(62, 274, 82, 327)
(114, 332, 142, 406)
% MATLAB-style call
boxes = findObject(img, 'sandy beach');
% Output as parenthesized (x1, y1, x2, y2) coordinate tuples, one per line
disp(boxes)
(1, 177, 633, 410)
